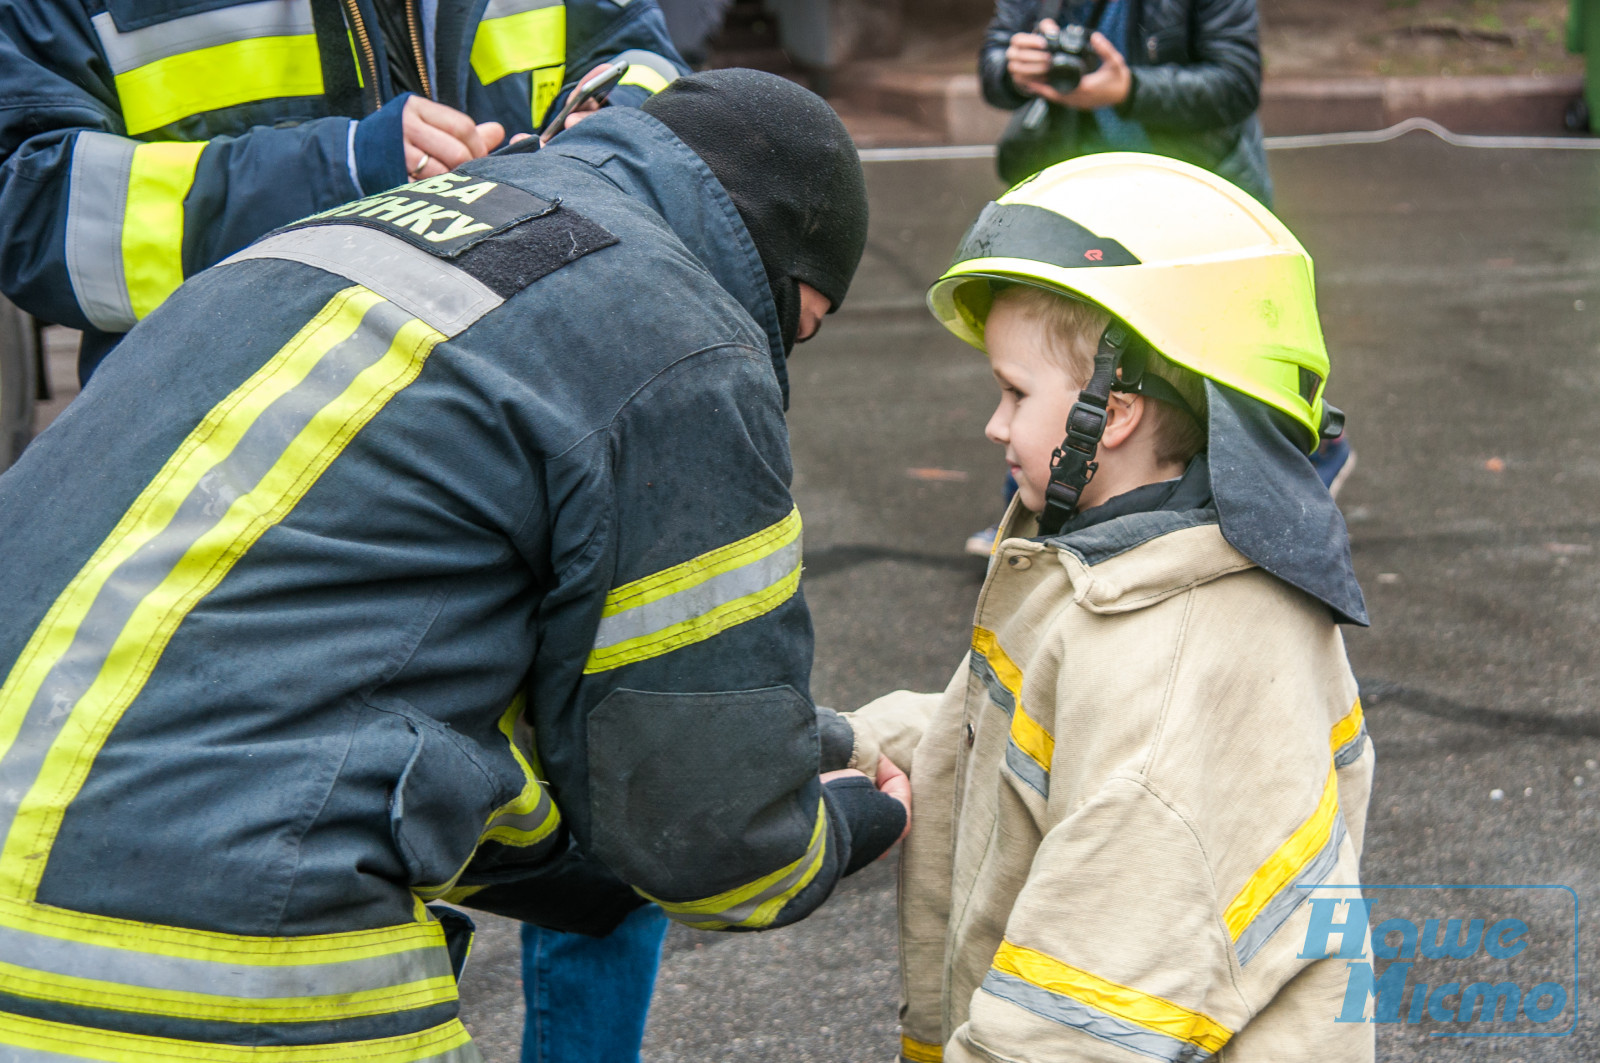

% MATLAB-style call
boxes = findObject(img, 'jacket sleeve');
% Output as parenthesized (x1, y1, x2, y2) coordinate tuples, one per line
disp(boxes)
(945, 775, 1249, 1063)
(0, 3, 364, 334)
(531, 344, 862, 932)
(979, 0, 1037, 111)
(1120, 0, 1261, 132)
(552, 0, 689, 124)
(843, 660, 969, 780)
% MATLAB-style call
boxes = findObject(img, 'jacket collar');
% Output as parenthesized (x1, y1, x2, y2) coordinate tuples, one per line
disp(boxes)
(541, 108, 790, 401)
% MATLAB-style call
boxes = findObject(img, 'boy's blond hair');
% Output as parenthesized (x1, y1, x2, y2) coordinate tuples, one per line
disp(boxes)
(993, 284, 1206, 467)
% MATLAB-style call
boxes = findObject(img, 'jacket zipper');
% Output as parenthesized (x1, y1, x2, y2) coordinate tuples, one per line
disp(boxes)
(341, 0, 383, 113)
(405, 0, 433, 99)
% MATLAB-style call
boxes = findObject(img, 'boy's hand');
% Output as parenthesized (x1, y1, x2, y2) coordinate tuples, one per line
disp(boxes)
(822, 755, 911, 850)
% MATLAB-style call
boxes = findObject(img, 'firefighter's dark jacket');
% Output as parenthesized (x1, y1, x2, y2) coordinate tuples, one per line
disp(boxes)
(0, 0, 687, 377)
(0, 108, 857, 1055)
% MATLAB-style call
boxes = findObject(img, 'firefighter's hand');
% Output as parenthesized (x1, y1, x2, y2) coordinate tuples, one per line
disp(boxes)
(561, 65, 615, 130)
(1059, 32, 1131, 110)
(403, 96, 505, 178)
(822, 755, 911, 849)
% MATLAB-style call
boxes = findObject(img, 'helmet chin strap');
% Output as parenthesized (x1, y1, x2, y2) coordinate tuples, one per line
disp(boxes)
(1037, 321, 1139, 536)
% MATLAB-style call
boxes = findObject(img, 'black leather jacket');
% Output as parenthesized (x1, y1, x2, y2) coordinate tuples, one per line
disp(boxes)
(980, 0, 1271, 202)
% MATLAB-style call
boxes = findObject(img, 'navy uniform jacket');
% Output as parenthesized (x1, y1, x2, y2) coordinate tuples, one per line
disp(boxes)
(0, 0, 687, 377)
(0, 109, 856, 1058)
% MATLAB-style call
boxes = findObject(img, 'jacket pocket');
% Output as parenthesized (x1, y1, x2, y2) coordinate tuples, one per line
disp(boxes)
(585, 686, 817, 900)
(368, 696, 512, 890)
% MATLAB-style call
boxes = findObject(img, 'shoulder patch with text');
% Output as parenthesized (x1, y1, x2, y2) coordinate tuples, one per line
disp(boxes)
(298, 173, 557, 257)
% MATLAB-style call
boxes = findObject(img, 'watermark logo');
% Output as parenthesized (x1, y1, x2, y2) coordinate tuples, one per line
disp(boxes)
(1301, 885, 1579, 1038)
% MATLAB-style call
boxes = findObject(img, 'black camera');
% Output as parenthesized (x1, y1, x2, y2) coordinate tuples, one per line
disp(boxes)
(1038, 17, 1099, 94)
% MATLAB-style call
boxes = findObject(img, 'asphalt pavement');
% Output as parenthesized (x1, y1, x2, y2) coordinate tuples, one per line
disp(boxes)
(457, 135, 1600, 1060)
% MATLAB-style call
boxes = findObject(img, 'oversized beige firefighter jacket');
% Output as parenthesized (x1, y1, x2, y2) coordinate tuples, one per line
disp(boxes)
(845, 502, 1375, 1063)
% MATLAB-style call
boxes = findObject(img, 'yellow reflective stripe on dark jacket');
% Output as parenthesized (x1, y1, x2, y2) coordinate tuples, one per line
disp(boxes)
(0, 1008, 483, 1062)
(0, 285, 454, 1029)
(584, 506, 802, 674)
(640, 799, 827, 929)
(412, 695, 561, 903)
(1224, 700, 1365, 965)
(66, 132, 205, 332)
(611, 48, 679, 94)
(91, 0, 323, 135)
(981, 940, 1233, 1062)
(471, 0, 564, 121)
(969, 627, 1054, 797)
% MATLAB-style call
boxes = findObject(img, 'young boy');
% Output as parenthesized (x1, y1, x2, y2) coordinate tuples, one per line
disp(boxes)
(842, 154, 1376, 1062)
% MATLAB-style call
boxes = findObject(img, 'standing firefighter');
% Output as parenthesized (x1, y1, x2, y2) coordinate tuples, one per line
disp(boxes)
(0, 70, 906, 1061)
(0, 0, 688, 380)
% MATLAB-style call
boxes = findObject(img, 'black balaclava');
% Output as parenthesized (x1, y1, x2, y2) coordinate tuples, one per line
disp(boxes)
(642, 69, 869, 353)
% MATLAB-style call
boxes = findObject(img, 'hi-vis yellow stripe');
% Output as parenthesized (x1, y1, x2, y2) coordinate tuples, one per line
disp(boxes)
(0, 958, 456, 1025)
(123, 140, 205, 319)
(0, 1009, 475, 1062)
(971, 627, 1054, 769)
(470, 5, 564, 84)
(601, 508, 801, 617)
(900, 1035, 943, 1062)
(992, 941, 1232, 1055)
(117, 35, 324, 135)
(1223, 762, 1340, 941)
(1331, 698, 1364, 754)
(617, 64, 670, 94)
(0, 288, 443, 907)
(643, 800, 827, 930)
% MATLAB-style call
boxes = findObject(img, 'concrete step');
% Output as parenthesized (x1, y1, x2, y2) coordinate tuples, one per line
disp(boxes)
(830, 67, 1589, 147)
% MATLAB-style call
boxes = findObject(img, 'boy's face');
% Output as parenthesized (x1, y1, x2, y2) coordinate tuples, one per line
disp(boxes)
(983, 297, 1084, 515)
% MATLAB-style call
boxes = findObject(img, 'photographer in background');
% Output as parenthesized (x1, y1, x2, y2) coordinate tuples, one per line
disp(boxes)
(979, 0, 1271, 202)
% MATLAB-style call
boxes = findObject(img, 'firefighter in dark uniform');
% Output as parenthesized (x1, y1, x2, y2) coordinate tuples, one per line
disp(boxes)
(0, 70, 897, 1062)
(0, 0, 689, 381)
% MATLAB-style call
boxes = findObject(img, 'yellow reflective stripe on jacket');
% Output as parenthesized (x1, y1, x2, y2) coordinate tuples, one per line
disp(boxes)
(1224, 762, 1347, 965)
(0, 287, 455, 1029)
(65, 133, 203, 331)
(470, 0, 564, 84)
(124, 140, 206, 317)
(641, 799, 827, 929)
(611, 49, 679, 95)
(970, 627, 1054, 795)
(1331, 697, 1367, 767)
(93, 1, 323, 135)
(900, 1035, 943, 1062)
(584, 507, 803, 674)
(412, 696, 561, 903)
(0, 1009, 482, 1062)
(983, 940, 1232, 1061)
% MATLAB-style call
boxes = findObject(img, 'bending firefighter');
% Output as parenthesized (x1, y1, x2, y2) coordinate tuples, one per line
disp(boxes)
(840, 154, 1376, 1062)
(0, 71, 905, 1062)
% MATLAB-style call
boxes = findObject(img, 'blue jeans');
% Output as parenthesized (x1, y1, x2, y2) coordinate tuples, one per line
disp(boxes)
(519, 905, 670, 1063)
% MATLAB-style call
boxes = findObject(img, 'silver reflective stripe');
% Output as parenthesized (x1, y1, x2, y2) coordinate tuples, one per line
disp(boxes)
(65, 131, 137, 333)
(0, 917, 451, 998)
(480, 0, 559, 19)
(1333, 723, 1367, 768)
(664, 809, 826, 927)
(485, 785, 555, 839)
(611, 48, 680, 84)
(981, 970, 1217, 1063)
(1234, 814, 1349, 966)
(91, 0, 315, 74)
(969, 651, 1014, 716)
(590, 536, 803, 653)
(1004, 741, 1049, 798)
(223, 226, 503, 337)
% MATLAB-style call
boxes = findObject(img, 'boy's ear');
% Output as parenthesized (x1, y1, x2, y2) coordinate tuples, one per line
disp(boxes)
(1099, 391, 1145, 450)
